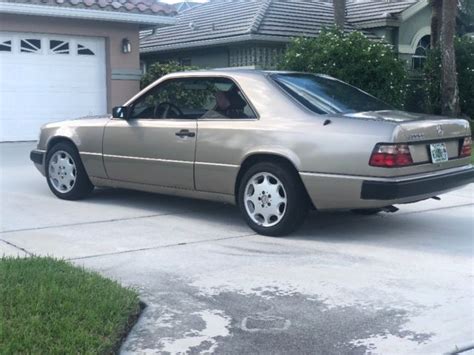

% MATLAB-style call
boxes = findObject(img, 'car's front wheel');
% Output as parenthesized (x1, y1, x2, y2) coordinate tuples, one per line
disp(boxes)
(238, 162, 309, 236)
(46, 142, 94, 200)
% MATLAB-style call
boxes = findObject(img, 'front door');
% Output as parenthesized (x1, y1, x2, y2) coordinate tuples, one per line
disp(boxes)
(103, 78, 200, 189)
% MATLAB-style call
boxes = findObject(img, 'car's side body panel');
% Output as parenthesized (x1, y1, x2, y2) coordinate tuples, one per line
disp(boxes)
(32, 70, 473, 211)
(102, 118, 196, 189)
(36, 117, 108, 178)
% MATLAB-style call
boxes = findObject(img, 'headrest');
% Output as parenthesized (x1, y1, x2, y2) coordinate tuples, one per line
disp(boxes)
(215, 91, 231, 111)
(226, 88, 247, 110)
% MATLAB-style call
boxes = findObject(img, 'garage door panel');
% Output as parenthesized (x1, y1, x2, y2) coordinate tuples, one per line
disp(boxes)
(0, 32, 107, 141)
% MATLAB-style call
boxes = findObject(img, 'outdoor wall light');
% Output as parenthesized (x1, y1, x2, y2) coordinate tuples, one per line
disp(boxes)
(122, 38, 131, 54)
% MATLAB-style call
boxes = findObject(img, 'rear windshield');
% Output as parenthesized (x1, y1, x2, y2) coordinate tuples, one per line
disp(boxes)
(271, 73, 392, 115)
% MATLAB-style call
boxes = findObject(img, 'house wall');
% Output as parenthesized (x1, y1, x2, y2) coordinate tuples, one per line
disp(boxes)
(0, 13, 141, 111)
(142, 47, 230, 69)
(370, 27, 397, 45)
(142, 43, 286, 70)
(398, 5, 431, 63)
(229, 44, 286, 69)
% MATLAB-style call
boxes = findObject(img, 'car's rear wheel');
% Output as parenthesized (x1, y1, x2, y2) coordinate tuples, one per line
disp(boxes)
(46, 142, 94, 200)
(238, 162, 309, 236)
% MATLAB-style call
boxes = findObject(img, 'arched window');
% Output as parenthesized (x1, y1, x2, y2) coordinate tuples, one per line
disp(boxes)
(412, 35, 430, 70)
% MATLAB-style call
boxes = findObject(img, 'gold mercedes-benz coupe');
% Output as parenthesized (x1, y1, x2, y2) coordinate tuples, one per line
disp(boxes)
(30, 70, 473, 235)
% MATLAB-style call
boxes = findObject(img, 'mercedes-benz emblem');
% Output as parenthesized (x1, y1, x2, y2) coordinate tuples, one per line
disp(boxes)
(436, 124, 444, 137)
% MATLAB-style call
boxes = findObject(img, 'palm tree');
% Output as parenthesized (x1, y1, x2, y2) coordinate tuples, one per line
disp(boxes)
(430, 0, 442, 48)
(333, 0, 346, 29)
(440, 0, 460, 116)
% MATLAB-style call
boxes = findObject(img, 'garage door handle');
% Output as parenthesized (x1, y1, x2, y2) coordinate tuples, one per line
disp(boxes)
(175, 130, 195, 138)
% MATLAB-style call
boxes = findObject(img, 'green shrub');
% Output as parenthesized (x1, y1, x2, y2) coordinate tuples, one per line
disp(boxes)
(141, 61, 199, 89)
(424, 37, 474, 118)
(279, 28, 409, 107)
(404, 78, 430, 114)
(423, 37, 474, 134)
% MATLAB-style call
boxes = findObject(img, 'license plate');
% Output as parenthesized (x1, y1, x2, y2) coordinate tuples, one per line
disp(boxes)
(430, 143, 448, 163)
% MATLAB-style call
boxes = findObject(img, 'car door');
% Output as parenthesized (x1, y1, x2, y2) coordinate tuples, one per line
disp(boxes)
(102, 78, 198, 189)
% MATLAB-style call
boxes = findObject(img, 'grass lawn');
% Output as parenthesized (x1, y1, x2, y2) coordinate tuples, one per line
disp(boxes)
(0, 257, 141, 354)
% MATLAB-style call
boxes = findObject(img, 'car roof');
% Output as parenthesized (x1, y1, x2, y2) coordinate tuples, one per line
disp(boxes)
(162, 69, 309, 78)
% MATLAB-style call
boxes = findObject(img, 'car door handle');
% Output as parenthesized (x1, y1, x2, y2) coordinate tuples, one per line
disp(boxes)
(175, 129, 195, 138)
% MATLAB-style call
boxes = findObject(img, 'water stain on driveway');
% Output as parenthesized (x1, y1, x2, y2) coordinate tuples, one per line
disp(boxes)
(121, 274, 432, 354)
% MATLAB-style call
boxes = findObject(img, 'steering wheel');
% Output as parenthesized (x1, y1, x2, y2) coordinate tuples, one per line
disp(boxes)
(154, 102, 183, 118)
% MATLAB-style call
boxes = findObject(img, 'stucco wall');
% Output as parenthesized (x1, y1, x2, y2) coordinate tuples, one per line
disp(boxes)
(0, 13, 141, 111)
(399, 6, 431, 48)
(142, 43, 287, 70)
(142, 47, 230, 69)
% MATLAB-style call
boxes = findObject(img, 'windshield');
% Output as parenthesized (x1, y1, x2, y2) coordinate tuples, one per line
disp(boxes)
(271, 73, 393, 114)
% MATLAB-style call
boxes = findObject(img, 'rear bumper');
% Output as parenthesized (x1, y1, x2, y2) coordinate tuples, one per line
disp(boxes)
(300, 165, 474, 210)
(361, 167, 474, 200)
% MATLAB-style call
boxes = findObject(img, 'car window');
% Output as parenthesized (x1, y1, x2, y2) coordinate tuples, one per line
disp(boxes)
(271, 73, 393, 115)
(129, 77, 256, 120)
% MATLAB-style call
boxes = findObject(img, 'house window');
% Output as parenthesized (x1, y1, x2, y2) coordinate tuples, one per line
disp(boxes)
(20, 39, 41, 53)
(0, 40, 12, 52)
(50, 40, 70, 54)
(78, 44, 94, 56)
(412, 35, 430, 70)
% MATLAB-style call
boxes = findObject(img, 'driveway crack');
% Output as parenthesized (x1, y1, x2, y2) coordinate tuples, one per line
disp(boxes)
(0, 238, 33, 256)
(0, 210, 216, 235)
(68, 232, 257, 261)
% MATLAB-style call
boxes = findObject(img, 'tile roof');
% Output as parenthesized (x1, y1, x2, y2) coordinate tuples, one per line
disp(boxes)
(1, 0, 177, 15)
(140, 0, 377, 53)
(346, 1, 416, 25)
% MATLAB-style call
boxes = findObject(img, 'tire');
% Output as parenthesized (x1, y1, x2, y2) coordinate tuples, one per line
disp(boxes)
(351, 208, 382, 215)
(45, 142, 94, 200)
(237, 162, 309, 236)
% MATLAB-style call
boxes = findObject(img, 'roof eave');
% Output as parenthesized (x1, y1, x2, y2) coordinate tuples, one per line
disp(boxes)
(351, 18, 401, 29)
(399, 0, 429, 22)
(0, 2, 176, 28)
(140, 33, 292, 54)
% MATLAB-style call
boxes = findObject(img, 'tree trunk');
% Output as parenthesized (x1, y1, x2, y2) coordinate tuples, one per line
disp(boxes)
(440, 0, 460, 116)
(430, 0, 442, 48)
(334, 0, 346, 29)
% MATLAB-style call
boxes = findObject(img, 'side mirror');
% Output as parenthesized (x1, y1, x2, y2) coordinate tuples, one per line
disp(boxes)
(112, 106, 129, 119)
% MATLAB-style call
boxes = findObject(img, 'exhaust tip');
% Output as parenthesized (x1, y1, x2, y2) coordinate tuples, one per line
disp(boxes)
(382, 205, 399, 213)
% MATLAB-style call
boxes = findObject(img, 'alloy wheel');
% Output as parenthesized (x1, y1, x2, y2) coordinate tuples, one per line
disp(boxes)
(48, 150, 77, 193)
(244, 172, 287, 227)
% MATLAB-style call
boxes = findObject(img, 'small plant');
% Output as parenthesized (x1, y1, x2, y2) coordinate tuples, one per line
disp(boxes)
(279, 28, 409, 108)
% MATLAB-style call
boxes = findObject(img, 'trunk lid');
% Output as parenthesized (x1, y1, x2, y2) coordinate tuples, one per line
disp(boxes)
(345, 110, 471, 173)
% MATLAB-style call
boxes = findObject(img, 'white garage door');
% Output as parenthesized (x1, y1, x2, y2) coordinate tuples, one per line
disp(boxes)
(0, 32, 107, 141)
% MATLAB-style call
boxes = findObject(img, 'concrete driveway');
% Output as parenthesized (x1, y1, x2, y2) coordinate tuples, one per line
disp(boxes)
(1, 142, 473, 354)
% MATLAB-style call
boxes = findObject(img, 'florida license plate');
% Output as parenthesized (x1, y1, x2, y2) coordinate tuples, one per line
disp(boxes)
(430, 143, 448, 163)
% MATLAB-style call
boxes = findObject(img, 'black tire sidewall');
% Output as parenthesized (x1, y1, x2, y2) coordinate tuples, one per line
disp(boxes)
(238, 162, 308, 236)
(45, 142, 93, 200)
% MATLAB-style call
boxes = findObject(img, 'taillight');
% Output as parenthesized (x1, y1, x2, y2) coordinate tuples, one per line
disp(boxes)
(369, 144, 413, 168)
(460, 136, 472, 158)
